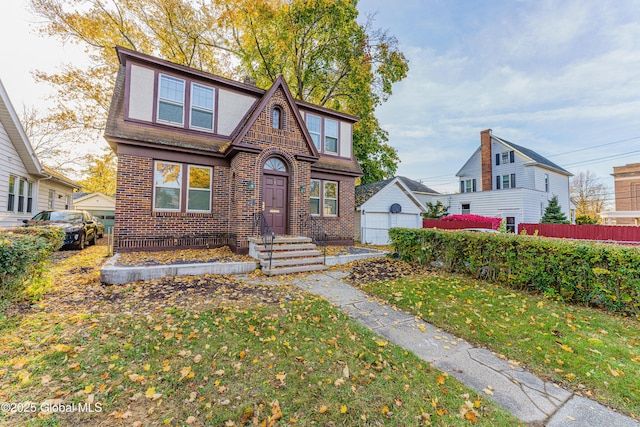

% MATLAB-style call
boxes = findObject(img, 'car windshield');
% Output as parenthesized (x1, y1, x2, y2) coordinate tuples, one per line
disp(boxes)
(34, 212, 83, 222)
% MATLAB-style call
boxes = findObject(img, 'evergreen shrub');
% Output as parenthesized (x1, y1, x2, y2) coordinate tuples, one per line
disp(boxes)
(389, 227, 640, 315)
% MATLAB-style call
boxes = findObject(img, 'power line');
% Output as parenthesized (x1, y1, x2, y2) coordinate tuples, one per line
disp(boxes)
(547, 136, 640, 158)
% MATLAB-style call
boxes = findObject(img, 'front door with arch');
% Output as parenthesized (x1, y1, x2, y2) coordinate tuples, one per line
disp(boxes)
(262, 157, 288, 235)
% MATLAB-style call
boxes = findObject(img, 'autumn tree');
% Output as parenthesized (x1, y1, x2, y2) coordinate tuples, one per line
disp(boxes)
(570, 170, 608, 224)
(30, 0, 408, 183)
(77, 150, 117, 196)
(20, 105, 87, 172)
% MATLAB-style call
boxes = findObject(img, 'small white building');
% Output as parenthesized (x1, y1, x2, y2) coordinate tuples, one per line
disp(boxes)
(0, 79, 79, 229)
(73, 192, 116, 231)
(355, 176, 433, 245)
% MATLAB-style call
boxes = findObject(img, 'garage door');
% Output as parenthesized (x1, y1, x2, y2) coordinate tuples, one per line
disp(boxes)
(361, 213, 420, 245)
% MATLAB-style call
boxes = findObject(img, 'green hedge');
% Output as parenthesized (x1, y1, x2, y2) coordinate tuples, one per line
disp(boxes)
(389, 228, 640, 315)
(0, 226, 65, 299)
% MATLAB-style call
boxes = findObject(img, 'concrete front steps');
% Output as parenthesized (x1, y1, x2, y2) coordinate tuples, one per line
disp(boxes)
(248, 236, 328, 276)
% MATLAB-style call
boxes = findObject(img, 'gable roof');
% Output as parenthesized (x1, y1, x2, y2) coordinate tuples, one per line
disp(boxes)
(73, 191, 115, 204)
(355, 176, 438, 207)
(0, 79, 42, 175)
(228, 75, 319, 160)
(493, 135, 572, 176)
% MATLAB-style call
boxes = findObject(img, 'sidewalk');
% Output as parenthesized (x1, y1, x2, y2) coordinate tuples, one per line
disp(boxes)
(244, 270, 639, 426)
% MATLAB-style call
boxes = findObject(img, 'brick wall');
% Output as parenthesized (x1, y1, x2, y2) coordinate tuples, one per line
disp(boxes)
(114, 87, 357, 252)
(480, 129, 492, 192)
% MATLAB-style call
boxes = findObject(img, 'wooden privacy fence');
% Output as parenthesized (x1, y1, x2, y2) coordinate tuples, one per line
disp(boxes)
(422, 219, 494, 230)
(518, 223, 640, 242)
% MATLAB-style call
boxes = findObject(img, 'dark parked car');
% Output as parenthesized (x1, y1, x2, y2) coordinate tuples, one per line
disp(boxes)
(92, 215, 105, 238)
(25, 210, 98, 249)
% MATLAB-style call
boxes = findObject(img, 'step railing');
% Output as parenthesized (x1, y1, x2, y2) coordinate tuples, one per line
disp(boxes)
(253, 212, 275, 270)
(298, 213, 327, 264)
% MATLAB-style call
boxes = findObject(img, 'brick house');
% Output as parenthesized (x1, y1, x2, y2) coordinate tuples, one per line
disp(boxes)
(600, 163, 640, 225)
(105, 47, 361, 254)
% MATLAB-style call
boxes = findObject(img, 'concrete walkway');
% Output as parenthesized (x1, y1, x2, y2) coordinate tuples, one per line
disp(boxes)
(242, 270, 639, 426)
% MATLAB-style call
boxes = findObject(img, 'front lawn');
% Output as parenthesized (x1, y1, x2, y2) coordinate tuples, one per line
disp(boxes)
(350, 258, 640, 419)
(0, 246, 523, 426)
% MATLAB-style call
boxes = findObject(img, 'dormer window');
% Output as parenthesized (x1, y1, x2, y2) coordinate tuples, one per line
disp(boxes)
(190, 83, 214, 130)
(158, 74, 185, 125)
(272, 106, 282, 129)
(305, 113, 339, 154)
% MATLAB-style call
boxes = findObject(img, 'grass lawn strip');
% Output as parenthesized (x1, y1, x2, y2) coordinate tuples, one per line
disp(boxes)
(0, 246, 524, 426)
(350, 258, 640, 419)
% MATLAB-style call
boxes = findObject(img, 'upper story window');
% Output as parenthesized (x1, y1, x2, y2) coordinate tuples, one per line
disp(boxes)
(305, 113, 339, 155)
(496, 174, 516, 189)
(495, 150, 515, 165)
(158, 75, 185, 125)
(460, 178, 476, 193)
(156, 74, 215, 131)
(324, 119, 338, 154)
(190, 83, 214, 130)
(544, 174, 549, 192)
(307, 114, 322, 149)
(272, 106, 282, 129)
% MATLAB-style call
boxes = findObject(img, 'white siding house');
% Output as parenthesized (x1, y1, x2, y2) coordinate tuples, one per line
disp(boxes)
(0, 79, 78, 228)
(355, 177, 432, 245)
(430, 129, 572, 231)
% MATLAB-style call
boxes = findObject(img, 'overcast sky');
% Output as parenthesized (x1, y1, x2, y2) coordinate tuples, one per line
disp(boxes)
(2, 0, 640, 195)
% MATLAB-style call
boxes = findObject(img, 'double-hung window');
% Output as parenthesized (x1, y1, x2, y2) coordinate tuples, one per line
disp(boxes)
(305, 114, 340, 154)
(307, 114, 322, 149)
(27, 182, 33, 213)
(17, 179, 25, 212)
(154, 161, 182, 211)
(154, 161, 213, 212)
(310, 179, 321, 215)
(158, 75, 185, 125)
(309, 179, 338, 216)
(324, 119, 338, 154)
(187, 165, 212, 212)
(323, 181, 338, 216)
(7, 176, 15, 211)
(502, 175, 511, 189)
(190, 83, 214, 130)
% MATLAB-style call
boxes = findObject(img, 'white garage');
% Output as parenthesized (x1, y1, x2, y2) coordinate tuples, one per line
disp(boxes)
(355, 176, 431, 245)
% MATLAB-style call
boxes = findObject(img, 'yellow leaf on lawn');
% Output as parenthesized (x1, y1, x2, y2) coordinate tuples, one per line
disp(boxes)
(381, 405, 390, 416)
(340, 405, 347, 414)
(52, 344, 73, 353)
(318, 405, 328, 414)
(376, 340, 388, 347)
(143, 364, 151, 371)
(84, 384, 95, 393)
(145, 387, 157, 399)
(465, 410, 479, 422)
(436, 375, 446, 385)
(180, 366, 193, 381)
(561, 344, 574, 353)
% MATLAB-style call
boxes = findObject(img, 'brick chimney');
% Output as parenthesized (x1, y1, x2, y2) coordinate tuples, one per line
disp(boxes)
(480, 129, 492, 191)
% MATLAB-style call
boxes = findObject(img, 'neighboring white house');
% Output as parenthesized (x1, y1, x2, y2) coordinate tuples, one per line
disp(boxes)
(0, 79, 79, 229)
(355, 176, 432, 245)
(73, 192, 116, 231)
(428, 129, 572, 232)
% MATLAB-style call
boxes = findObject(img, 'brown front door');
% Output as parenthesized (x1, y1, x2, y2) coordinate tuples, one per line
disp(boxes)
(263, 174, 288, 235)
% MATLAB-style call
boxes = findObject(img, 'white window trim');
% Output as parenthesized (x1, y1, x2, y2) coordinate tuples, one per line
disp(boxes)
(310, 179, 321, 216)
(186, 165, 212, 213)
(7, 175, 16, 212)
(324, 118, 339, 155)
(189, 82, 214, 131)
(153, 160, 183, 212)
(323, 180, 338, 217)
(157, 74, 185, 126)
(306, 113, 322, 150)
